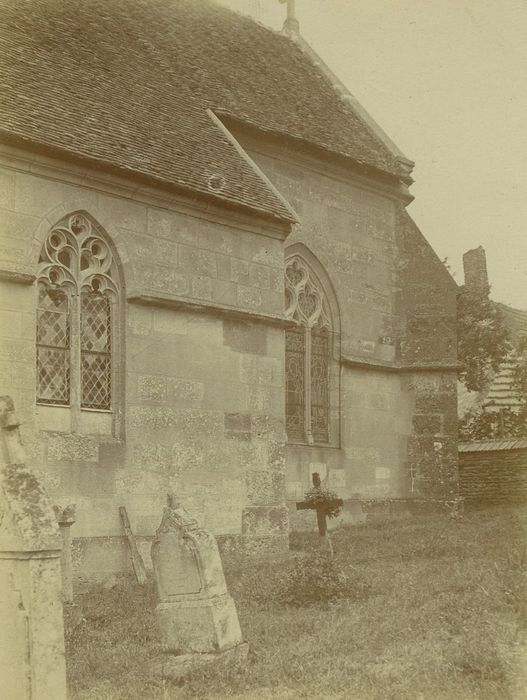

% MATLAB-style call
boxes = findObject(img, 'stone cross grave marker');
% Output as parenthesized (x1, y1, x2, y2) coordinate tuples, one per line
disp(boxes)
(151, 494, 248, 680)
(0, 396, 67, 700)
(296, 472, 343, 555)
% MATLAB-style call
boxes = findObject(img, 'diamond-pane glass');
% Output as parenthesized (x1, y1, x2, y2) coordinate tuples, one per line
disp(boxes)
(311, 327, 329, 443)
(37, 287, 70, 405)
(285, 327, 305, 441)
(81, 293, 111, 409)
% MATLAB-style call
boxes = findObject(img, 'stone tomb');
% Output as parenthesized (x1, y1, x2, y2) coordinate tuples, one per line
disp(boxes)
(151, 495, 248, 679)
(0, 396, 67, 700)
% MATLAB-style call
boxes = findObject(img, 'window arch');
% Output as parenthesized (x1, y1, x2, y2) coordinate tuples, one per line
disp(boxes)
(284, 255, 335, 444)
(36, 212, 121, 413)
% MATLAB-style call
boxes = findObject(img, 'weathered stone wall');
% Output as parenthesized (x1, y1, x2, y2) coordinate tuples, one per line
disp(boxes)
(240, 137, 458, 509)
(0, 153, 289, 578)
(394, 207, 458, 368)
(459, 446, 527, 505)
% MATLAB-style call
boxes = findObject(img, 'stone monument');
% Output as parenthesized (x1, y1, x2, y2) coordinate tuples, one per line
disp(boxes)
(0, 396, 67, 700)
(151, 495, 248, 679)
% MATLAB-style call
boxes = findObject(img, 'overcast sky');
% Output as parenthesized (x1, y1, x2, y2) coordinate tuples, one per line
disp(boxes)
(217, 0, 526, 308)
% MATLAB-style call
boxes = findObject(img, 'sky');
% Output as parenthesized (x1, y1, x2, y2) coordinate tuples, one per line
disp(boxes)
(217, 0, 527, 308)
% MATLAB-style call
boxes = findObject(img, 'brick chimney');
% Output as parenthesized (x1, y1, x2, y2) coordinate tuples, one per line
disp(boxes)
(463, 246, 490, 296)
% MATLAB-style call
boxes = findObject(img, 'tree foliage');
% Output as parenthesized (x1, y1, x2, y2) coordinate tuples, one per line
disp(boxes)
(457, 287, 509, 392)
(459, 407, 526, 442)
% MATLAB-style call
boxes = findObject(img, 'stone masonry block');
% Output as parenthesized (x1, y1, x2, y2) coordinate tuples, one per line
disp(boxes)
(237, 284, 262, 309)
(179, 245, 217, 277)
(47, 433, 99, 463)
(128, 306, 153, 335)
(191, 276, 213, 300)
(138, 375, 167, 401)
(248, 263, 271, 289)
(98, 441, 126, 469)
(224, 412, 251, 440)
(0, 337, 34, 363)
(132, 234, 178, 267)
(246, 471, 274, 505)
(198, 221, 235, 254)
(167, 378, 204, 405)
(230, 258, 249, 284)
(132, 443, 172, 471)
(0, 169, 16, 209)
(97, 194, 147, 232)
(152, 309, 188, 335)
(212, 280, 238, 306)
(60, 462, 116, 496)
(240, 355, 282, 388)
(246, 385, 272, 413)
(147, 207, 198, 244)
(412, 414, 442, 435)
(223, 320, 267, 355)
(136, 263, 189, 295)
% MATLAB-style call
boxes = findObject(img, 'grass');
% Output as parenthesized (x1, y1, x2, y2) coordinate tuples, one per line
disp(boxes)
(65, 504, 527, 699)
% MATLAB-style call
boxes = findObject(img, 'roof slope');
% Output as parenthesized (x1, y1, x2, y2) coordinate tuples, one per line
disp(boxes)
(483, 358, 523, 412)
(0, 0, 403, 221)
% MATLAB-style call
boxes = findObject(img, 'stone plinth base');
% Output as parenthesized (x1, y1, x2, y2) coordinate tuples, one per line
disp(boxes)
(155, 593, 242, 654)
(152, 642, 250, 681)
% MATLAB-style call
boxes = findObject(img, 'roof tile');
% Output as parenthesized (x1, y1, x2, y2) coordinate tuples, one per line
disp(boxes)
(0, 0, 403, 221)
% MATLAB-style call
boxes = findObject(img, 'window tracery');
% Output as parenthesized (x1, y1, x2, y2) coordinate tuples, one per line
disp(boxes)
(36, 213, 119, 411)
(285, 256, 331, 444)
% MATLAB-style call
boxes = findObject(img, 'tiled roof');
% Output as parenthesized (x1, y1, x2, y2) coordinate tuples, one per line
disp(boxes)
(459, 438, 527, 453)
(496, 303, 527, 344)
(483, 359, 523, 412)
(0, 0, 404, 222)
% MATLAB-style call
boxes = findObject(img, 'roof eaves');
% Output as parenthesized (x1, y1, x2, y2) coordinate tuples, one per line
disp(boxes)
(0, 128, 294, 227)
(215, 110, 407, 190)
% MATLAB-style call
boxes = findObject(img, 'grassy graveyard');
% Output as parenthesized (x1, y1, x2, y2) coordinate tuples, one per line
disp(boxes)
(65, 504, 527, 700)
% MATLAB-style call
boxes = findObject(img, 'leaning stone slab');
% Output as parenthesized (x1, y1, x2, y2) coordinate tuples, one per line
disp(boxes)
(151, 495, 245, 656)
(0, 396, 67, 700)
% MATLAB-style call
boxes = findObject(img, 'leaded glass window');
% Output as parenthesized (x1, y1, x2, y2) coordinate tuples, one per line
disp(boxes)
(311, 326, 329, 443)
(285, 256, 331, 444)
(36, 287, 70, 404)
(36, 213, 119, 411)
(285, 326, 305, 441)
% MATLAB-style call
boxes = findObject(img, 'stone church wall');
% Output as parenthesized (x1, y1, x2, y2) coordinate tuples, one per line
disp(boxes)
(0, 152, 289, 578)
(241, 139, 458, 509)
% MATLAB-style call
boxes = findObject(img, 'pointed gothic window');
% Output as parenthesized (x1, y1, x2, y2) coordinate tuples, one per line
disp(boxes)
(36, 213, 120, 412)
(285, 256, 331, 444)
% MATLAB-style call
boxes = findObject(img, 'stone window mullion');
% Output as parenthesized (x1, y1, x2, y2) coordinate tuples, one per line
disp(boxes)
(70, 291, 81, 430)
(304, 325, 314, 445)
(285, 255, 333, 445)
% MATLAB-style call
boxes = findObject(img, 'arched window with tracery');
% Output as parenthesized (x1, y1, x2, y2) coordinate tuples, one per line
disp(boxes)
(36, 212, 120, 416)
(285, 255, 334, 444)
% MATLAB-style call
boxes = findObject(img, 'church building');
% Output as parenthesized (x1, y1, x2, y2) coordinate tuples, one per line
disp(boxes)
(0, 0, 458, 578)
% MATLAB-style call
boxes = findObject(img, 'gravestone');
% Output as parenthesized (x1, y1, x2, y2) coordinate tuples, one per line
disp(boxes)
(0, 396, 67, 700)
(296, 472, 343, 555)
(151, 495, 248, 680)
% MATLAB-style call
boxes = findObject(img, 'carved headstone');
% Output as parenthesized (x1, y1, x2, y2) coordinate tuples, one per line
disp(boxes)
(0, 396, 67, 700)
(151, 495, 244, 655)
